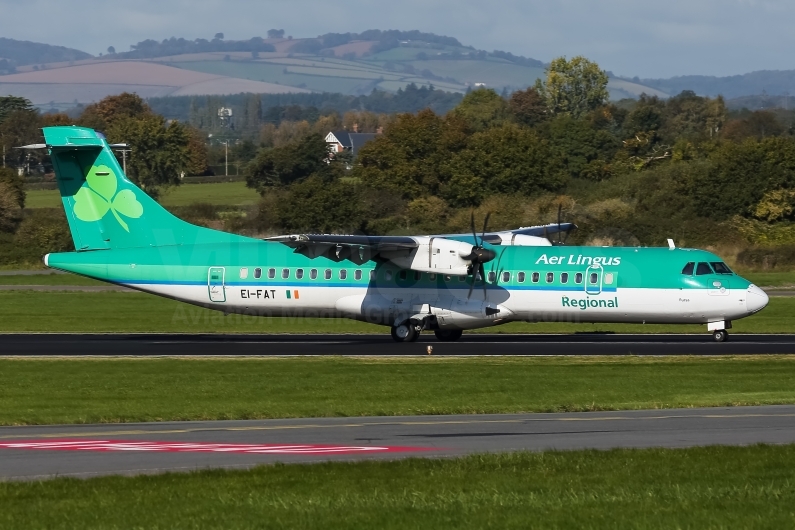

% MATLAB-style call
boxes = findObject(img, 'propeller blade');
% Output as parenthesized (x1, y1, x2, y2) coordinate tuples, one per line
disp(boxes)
(480, 263, 487, 301)
(467, 276, 475, 300)
(557, 205, 563, 244)
(481, 212, 491, 241)
(470, 211, 478, 247)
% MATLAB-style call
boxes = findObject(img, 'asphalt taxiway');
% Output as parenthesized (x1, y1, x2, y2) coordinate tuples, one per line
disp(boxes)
(2, 405, 795, 480)
(2, 333, 795, 356)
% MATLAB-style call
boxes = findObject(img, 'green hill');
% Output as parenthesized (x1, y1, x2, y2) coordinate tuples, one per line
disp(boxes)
(0, 37, 92, 73)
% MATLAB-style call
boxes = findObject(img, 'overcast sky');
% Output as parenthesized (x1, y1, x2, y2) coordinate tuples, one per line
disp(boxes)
(1, 0, 793, 78)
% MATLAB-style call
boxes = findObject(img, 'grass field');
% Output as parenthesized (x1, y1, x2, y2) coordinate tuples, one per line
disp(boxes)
(0, 290, 792, 333)
(25, 181, 259, 209)
(2, 356, 795, 424)
(2, 445, 795, 529)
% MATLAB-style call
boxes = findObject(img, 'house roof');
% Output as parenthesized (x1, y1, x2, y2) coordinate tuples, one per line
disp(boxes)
(326, 131, 377, 156)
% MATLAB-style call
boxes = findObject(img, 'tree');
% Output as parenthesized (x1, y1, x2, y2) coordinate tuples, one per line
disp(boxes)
(440, 123, 567, 206)
(450, 88, 508, 132)
(534, 56, 609, 119)
(0, 166, 25, 209)
(274, 175, 364, 233)
(267, 29, 285, 39)
(723, 111, 785, 142)
(214, 33, 224, 40)
(0, 178, 22, 234)
(106, 114, 191, 199)
(509, 87, 547, 127)
(79, 92, 151, 130)
(246, 134, 334, 192)
(107, 46, 116, 54)
(0, 96, 34, 125)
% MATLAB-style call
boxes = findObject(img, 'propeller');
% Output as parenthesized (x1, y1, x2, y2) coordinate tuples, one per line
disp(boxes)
(464, 212, 496, 300)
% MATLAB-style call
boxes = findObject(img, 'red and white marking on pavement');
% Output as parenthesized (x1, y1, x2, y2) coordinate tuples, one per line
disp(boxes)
(0, 439, 433, 455)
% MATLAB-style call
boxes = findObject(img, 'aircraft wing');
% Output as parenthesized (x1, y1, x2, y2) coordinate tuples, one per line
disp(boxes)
(265, 234, 419, 265)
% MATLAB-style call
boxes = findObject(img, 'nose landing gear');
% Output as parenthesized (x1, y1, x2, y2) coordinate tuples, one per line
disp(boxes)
(712, 329, 729, 342)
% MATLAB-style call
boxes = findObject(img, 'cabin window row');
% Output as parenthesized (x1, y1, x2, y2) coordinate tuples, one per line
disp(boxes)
(239, 267, 602, 285)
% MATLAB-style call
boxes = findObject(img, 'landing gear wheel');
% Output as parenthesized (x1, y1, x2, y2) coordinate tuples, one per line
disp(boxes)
(391, 323, 418, 343)
(434, 329, 463, 342)
(712, 329, 729, 343)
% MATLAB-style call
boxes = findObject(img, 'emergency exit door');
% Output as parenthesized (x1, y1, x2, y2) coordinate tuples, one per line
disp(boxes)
(208, 267, 226, 302)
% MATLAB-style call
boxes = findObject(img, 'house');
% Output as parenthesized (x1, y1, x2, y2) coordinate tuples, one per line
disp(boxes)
(325, 130, 378, 158)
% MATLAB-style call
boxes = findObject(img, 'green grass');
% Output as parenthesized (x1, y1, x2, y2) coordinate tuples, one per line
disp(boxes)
(742, 270, 795, 288)
(0, 273, 104, 286)
(2, 446, 795, 528)
(2, 356, 795, 424)
(0, 290, 792, 333)
(25, 181, 259, 209)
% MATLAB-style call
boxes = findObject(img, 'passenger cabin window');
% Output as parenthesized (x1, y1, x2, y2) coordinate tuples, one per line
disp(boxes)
(254, 267, 262, 279)
(339, 269, 347, 280)
(385, 270, 393, 281)
(561, 272, 569, 284)
(590, 273, 598, 285)
(711, 262, 732, 274)
(310, 269, 318, 280)
(281, 268, 289, 279)
(696, 262, 713, 275)
(370, 270, 376, 281)
(575, 273, 583, 284)
(268, 268, 276, 279)
(502, 271, 511, 283)
(324, 269, 332, 280)
(532, 272, 539, 283)
(354, 269, 362, 281)
(295, 269, 304, 279)
(399, 271, 407, 280)
(444, 274, 452, 282)
(459, 275, 467, 282)
(681, 262, 695, 275)
(239, 267, 248, 279)
(518, 272, 526, 283)
(488, 271, 496, 283)
(546, 272, 554, 283)
(415, 271, 422, 281)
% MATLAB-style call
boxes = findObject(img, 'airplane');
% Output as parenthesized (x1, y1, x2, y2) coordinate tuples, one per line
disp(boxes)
(31, 126, 769, 343)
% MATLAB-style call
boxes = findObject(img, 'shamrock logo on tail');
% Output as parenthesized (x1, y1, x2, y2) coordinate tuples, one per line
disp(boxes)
(73, 165, 143, 232)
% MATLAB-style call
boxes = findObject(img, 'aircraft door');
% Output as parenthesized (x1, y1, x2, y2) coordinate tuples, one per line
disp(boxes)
(208, 267, 226, 302)
(585, 264, 603, 295)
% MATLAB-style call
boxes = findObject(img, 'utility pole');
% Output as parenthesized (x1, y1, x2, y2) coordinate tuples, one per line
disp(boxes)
(223, 140, 229, 177)
(115, 148, 131, 174)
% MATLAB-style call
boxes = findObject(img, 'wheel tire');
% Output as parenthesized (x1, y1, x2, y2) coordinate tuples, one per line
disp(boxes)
(712, 330, 728, 343)
(391, 323, 417, 343)
(434, 329, 463, 342)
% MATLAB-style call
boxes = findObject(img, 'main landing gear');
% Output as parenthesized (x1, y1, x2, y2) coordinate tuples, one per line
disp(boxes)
(712, 329, 729, 343)
(390, 321, 464, 343)
(391, 322, 421, 342)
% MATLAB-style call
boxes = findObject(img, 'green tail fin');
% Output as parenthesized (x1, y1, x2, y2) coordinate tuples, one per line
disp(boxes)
(44, 126, 240, 250)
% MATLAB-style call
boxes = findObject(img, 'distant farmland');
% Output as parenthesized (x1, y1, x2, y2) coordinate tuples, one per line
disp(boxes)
(0, 37, 668, 107)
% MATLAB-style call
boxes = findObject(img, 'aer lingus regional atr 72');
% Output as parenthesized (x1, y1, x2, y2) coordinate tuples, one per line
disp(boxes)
(32, 126, 768, 343)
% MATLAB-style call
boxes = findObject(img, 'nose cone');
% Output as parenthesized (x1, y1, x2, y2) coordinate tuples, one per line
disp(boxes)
(746, 284, 769, 314)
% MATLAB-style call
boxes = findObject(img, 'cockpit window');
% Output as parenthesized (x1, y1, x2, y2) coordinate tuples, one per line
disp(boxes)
(695, 262, 713, 275)
(681, 262, 695, 275)
(710, 262, 732, 274)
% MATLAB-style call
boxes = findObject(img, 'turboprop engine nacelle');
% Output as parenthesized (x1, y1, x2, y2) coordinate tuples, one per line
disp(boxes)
(491, 232, 552, 247)
(382, 236, 477, 276)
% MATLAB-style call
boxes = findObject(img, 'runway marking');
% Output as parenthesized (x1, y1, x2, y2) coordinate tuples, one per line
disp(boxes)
(3, 412, 795, 440)
(0, 439, 433, 455)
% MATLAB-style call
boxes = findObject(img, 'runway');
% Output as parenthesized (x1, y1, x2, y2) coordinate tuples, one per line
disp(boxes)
(2, 405, 795, 480)
(2, 333, 795, 356)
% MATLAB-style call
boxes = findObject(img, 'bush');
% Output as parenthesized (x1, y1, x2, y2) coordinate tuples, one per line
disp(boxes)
(737, 245, 795, 270)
